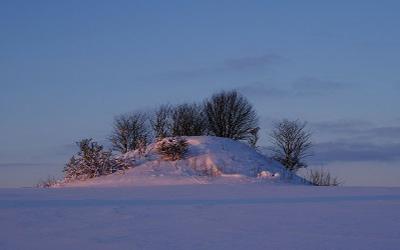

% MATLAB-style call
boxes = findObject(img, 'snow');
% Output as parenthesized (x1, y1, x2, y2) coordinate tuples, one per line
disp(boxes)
(1, 184, 400, 250)
(2, 136, 398, 249)
(60, 136, 304, 187)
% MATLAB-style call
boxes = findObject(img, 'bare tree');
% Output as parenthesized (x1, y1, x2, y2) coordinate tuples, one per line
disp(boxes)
(171, 103, 206, 136)
(204, 90, 259, 144)
(269, 119, 312, 172)
(150, 105, 172, 140)
(110, 112, 149, 153)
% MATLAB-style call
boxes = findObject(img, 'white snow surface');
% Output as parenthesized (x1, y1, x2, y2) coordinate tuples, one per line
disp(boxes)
(61, 136, 304, 187)
(1, 184, 400, 250)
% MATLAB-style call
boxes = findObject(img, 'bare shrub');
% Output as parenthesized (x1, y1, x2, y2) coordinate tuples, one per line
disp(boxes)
(204, 90, 259, 145)
(306, 168, 341, 186)
(110, 112, 150, 153)
(156, 137, 189, 161)
(36, 176, 58, 188)
(269, 119, 312, 172)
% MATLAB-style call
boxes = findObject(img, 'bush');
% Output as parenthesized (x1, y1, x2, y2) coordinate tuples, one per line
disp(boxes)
(110, 112, 150, 153)
(204, 90, 259, 145)
(306, 168, 340, 186)
(155, 137, 189, 161)
(64, 139, 123, 181)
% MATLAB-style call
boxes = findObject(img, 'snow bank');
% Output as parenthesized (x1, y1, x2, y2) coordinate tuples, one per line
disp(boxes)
(61, 136, 305, 187)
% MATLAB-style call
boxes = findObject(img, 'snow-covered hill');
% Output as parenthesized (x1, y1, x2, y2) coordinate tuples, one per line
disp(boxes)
(61, 136, 305, 187)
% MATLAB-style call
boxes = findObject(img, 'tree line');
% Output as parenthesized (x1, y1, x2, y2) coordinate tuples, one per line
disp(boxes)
(63, 90, 313, 181)
(110, 90, 260, 153)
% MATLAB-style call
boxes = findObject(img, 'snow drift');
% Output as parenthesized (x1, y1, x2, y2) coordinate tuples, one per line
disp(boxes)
(61, 136, 305, 187)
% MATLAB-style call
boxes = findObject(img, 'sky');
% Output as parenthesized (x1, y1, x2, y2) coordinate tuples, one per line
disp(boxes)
(1, 0, 399, 187)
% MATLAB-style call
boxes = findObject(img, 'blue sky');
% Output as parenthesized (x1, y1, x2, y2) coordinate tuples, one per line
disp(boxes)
(1, 0, 399, 187)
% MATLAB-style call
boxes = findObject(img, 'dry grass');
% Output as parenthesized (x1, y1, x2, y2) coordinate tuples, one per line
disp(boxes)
(306, 168, 341, 186)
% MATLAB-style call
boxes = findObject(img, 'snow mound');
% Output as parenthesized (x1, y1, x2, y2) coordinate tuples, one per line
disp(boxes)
(62, 136, 305, 187)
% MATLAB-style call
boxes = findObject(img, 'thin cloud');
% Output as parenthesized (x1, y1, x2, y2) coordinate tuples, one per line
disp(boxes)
(311, 120, 400, 139)
(238, 83, 290, 98)
(164, 53, 283, 79)
(310, 120, 372, 134)
(224, 54, 282, 71)
(368, 126, 400, 138)
(238, 77, 348, 98)
(312, 141, 400, 163)
(308, 119, 400, 164)
(292, 77, 347, 96)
